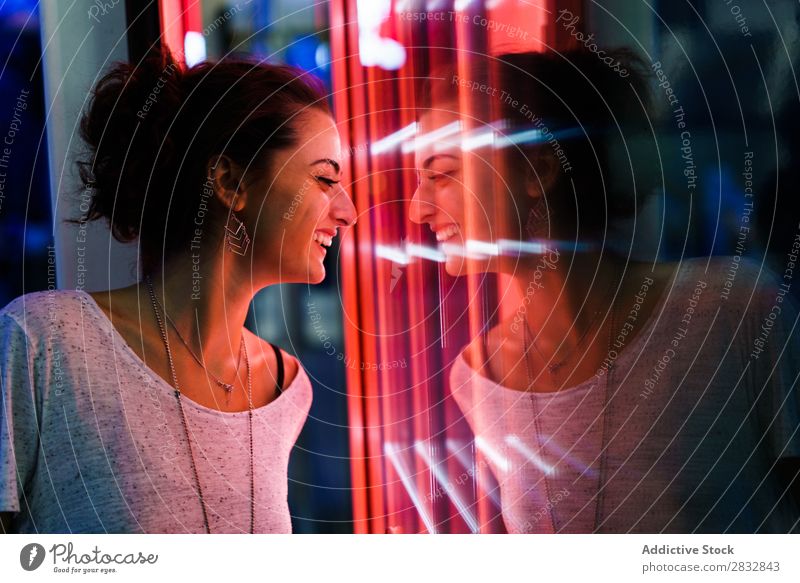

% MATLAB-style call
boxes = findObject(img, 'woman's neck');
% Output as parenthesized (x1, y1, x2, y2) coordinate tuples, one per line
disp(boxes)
(145, 251, 255, 367)
(516, 251, 625, 352)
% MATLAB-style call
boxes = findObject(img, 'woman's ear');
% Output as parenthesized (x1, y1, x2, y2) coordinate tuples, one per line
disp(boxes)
(523, 151, 560, 201)
(207, 155, 246, 212)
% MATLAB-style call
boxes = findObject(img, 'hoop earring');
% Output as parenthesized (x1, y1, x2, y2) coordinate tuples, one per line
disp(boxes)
(224, 213, 251, 256)
(525, 197, 553, 239)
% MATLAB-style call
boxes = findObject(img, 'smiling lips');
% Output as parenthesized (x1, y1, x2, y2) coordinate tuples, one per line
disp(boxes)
(433, 224, 460, 242)
(313, 230, 335, 252)
(313, 224, 459, 253)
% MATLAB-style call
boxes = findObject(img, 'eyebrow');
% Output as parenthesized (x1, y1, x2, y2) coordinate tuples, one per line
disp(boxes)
(310, 158, 341, 174)
(421, 154, 460, 170)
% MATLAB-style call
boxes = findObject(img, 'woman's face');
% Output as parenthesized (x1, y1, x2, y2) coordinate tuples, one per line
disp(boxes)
(409, 110, 520, 276)
(246, 109, 356, 284)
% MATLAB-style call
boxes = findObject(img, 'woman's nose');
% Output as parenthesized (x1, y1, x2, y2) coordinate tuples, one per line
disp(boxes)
(409, 183, 435, 225)
(331, 185, 358, 227)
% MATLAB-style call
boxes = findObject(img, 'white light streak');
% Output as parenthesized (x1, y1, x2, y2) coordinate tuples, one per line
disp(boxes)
(460, 128, 496, 151)
(497, 239, 550, 255)
(494, 128, 545, 149)
(441, 241, 487, 260)
(405, 242, 446, 262)
(536, 432, 598, 479)
(415, 441, 480, 533)
(370, 122, 418, 155)
(401, 121, 461, 154)
(505, 434, 556, 475)
(375, 244, 410, 265)
(474, 435, 510, 473)
(384, 441, 437, 533)
(445, 438, 502, 508)
(465, 239, 501, 257)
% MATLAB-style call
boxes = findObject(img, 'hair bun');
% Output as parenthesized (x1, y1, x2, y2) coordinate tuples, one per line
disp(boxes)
(77, 50, 185, 242)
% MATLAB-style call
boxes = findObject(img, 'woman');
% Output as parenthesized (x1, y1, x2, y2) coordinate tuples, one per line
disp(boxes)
(409, 50, 800, 533)
(0, 50, 356, 533)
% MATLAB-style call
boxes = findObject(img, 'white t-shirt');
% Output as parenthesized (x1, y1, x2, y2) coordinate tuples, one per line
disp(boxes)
(0, 290, 312, 533)
(450, 258, 800, 533)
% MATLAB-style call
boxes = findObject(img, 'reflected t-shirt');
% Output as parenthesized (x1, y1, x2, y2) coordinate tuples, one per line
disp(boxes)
(450, 258, 800, 533)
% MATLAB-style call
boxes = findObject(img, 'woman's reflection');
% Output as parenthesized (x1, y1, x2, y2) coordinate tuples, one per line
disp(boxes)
(409, 50, 800, 533)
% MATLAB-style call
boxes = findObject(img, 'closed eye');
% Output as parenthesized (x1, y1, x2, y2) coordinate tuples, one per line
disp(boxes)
(428, 171, 456, 182)
(314, 176, 340, 188)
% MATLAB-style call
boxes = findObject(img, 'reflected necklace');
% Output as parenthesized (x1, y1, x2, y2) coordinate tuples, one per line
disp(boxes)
(525, 280, 619, 377)
(144, 276, 244, 398)
(146, 277, 255, 534)
(522, 266, 621, 534)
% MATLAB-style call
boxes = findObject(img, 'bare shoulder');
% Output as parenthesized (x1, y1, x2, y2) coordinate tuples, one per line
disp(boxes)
(86, 285, 157, 349)
(462, 320, 522, 382)
(243, 328, 300, 389)
(462, 333, 486, 371)
(87, 284, 141, 321)
(86, 289, 112, 315)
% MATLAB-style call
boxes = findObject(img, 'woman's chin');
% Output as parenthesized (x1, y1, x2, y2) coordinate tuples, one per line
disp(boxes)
(444, 255, 465, 277)
(308, 264, 326, 284)
(276, 262, 326, 284)
(296, 247, 327, 283)
(310, 272, 325, 284)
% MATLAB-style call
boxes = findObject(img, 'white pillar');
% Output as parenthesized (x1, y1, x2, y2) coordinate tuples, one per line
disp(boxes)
(39, 0, 139, 291)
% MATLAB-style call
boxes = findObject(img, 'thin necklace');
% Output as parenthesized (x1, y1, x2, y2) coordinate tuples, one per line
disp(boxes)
(524, 278, 619, 377)
(145, 277, 255, 534)
(145, 276, 244, 399)
(522, 264, 621, 533)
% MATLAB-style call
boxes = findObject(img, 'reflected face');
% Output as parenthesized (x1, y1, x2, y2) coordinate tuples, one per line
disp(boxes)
(247, 109, 357, 284)
(409, 110, 510, 276)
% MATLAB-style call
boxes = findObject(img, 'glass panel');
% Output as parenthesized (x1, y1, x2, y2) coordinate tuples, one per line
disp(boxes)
(334, 0, 800, 534)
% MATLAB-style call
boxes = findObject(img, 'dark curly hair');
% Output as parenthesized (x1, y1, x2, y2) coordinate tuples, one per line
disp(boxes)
(75, 49, 330, 275)
(418, 48, 656, 241)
